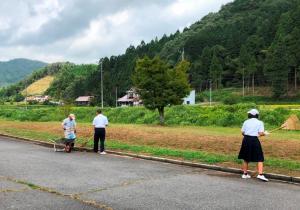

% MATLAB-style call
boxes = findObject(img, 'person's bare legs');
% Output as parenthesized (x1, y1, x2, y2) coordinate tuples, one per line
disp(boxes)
(256, 162, 268, 181)
(242, 161, 249, 174)
(257, 162, 263, 174)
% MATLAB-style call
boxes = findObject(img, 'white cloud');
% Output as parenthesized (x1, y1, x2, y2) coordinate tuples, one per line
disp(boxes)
(0, 0, 232, 63)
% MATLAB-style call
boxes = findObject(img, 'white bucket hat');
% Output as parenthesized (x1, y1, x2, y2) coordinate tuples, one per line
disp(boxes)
(247, 109, 259, 115)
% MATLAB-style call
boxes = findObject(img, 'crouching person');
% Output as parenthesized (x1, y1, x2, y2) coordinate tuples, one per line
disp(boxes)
(62, 114, 76, 153)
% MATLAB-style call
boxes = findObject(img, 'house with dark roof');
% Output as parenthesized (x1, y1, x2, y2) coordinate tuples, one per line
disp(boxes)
(75, 96, 94, 106)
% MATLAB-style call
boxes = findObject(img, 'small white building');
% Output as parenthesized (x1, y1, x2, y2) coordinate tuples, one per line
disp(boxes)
(25, 95, 50, 103)
(183, 90, 196, 105)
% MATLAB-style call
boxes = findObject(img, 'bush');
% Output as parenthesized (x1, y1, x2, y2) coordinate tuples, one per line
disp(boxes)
(196, 94, 205, 103)
(29, 101, 39, 105)
(14, 94, 25, 102)
(223, 95, 240, 105)
(0, 104, 296, 128)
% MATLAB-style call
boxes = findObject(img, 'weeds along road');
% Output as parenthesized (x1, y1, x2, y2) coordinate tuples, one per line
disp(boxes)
(0, 136, 299, 210)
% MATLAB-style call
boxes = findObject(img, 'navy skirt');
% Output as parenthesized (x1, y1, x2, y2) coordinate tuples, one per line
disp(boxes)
(238, 135, 264, 162)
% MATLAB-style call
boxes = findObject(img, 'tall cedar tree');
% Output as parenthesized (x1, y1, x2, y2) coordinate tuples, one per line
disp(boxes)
(265, 38, 289, 97)
(133, 56, 190, 125)
(209, 53, 223, 89)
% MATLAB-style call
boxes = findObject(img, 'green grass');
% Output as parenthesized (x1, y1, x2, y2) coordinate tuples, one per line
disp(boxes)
(1, 103, 298, 128)
(108, 140, 236, 164)
(0, 127, 60, 141)
(107, 140, 300, 171)
(1, 127, 299, 173)
(15, 180, 41, 190)
(197, 88, 300, 104)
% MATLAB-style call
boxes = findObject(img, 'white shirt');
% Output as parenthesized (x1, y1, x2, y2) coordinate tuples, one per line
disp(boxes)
(93, 114, 108, 128)
(241, 118, 264, 137)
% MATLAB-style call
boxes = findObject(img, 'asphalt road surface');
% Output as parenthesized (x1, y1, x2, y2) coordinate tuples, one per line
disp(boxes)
(0, 136, 299, 210)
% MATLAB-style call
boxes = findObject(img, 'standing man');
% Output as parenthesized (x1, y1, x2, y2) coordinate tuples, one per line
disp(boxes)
(93, 109, 108, 154)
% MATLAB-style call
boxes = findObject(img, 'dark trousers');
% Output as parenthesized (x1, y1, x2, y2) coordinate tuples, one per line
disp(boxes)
(94, 128, 106, 152)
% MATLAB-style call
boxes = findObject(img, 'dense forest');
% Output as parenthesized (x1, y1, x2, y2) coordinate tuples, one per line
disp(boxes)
(1, 0, 300, 105)
(89, 0, 300, 105)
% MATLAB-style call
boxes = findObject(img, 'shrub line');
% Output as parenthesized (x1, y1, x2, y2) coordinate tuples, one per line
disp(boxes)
(1, 133, 299, 184)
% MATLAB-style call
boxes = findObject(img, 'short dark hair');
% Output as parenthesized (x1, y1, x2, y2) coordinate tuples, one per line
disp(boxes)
(96, 109, 102, 114)
(248, 113, 259, 119)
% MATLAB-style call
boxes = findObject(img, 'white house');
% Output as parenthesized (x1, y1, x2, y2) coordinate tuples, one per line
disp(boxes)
(25, 95, 50, 103)
(117, 88, 142, 107)
(183, 90, 196, 105)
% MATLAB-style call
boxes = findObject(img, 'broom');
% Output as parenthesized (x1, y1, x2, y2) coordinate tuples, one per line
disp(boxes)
(269, 125, 286, 133)
(264, 125, 286, 135)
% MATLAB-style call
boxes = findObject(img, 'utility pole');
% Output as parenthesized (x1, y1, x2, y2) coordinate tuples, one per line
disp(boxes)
(209, 79, 212, 107)
(115, 87, 118, 107)
(295, 68, 297, 91)
(25, 81, 28, 110)
(242, 68, 245, 97)
(100, 59, 104, 109)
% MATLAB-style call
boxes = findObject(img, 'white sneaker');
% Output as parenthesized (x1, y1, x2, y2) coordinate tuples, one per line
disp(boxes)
(100, 151, 107, 155)
(257, 174, 269, 182)
(242, 174, 251, 179)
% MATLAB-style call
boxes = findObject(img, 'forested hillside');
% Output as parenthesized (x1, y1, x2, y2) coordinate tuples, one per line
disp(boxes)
(82, 0, 300, 105)
(0, 62, 98, 102)
(1, 0, 300, 105)
(0, 58, 47, 87)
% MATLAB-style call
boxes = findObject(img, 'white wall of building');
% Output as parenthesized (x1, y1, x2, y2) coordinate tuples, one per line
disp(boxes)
(183, 90, 195, 105)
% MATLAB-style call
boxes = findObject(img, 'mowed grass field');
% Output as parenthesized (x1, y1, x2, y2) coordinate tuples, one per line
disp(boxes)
(0, 120, 299, 176)
(22, 76, 54, 95)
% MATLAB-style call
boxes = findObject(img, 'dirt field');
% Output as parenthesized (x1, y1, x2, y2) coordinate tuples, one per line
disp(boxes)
(0, 121, 299, 162)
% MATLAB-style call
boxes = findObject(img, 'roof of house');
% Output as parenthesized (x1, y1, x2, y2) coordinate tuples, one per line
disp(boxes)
(75, 96, 94, 102)
(117, 95, 134, 102)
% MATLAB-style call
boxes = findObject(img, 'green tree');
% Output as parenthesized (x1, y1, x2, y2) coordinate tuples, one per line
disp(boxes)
(14, 93, 25, 102)
(265, 38, 289, 97)
(209, 53, 223, 89)
(285, 27, 300, 91)
(248, 55, 257, 95)
(133, 56, 190, 125)
(238, 45, 251, 96)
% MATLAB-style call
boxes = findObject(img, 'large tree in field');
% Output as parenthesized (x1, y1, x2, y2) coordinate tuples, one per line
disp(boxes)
(133, 56, 190, 125)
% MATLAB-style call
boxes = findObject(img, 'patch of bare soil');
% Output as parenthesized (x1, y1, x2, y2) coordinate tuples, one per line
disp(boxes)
(1, 121, 299, 162)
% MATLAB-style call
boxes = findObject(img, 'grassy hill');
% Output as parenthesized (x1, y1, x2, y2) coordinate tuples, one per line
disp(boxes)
(0, 62, 98, 101)
(22, 76, 54, 96)
(0, 58, 47, 87)
(0, 62, 69, 100)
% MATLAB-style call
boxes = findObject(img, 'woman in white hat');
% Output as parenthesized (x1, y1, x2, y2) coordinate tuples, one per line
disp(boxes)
(238, 109, 269, 181)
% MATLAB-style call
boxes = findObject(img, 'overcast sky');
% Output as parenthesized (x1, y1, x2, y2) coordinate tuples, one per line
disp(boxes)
(0, 0, 232, 64)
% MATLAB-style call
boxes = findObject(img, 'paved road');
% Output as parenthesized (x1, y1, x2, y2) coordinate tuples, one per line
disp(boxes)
(0, 136, 299, 210)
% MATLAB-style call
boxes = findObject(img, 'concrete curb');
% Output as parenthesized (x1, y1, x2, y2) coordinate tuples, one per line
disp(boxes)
(1, 133, 299, 184)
